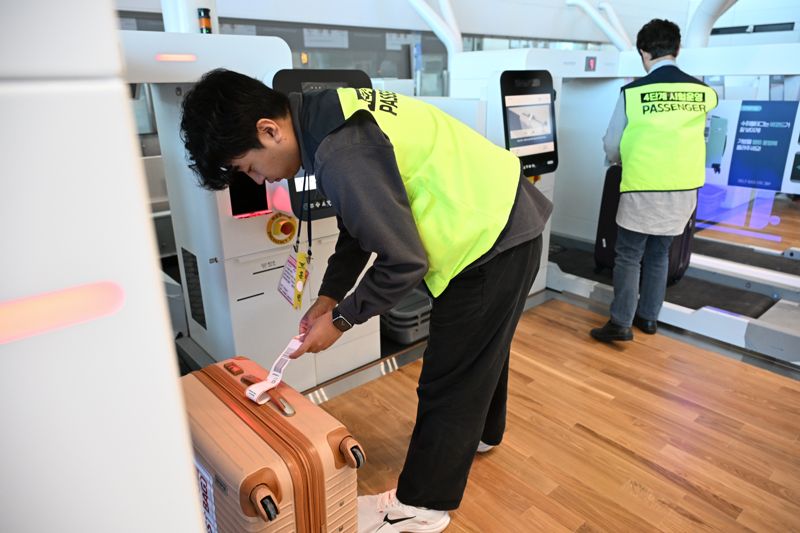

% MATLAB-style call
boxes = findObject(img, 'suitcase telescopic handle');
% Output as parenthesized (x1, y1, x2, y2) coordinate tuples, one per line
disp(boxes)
(250, 484, 279, 522)
(339, 437, 367, 469)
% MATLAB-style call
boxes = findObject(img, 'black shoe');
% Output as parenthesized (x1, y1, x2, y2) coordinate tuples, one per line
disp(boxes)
(633, 315, 657, 334)
(590, 321, 633, 342)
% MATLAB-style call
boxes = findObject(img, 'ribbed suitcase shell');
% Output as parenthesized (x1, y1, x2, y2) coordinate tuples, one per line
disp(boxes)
(181, 357, 362, 533)
(593, 165, 695, 285)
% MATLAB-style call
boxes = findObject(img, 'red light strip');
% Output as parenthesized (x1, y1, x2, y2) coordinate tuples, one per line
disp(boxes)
(0, 282, 125, 344)
(233, 209, 271, 219)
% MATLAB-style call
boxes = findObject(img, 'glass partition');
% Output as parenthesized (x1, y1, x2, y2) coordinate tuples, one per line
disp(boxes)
(696, 75, 800, 257)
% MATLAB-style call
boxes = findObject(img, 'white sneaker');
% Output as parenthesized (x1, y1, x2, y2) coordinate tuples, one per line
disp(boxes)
(358, 489, 450, 533)
(476, 441, 494, 453)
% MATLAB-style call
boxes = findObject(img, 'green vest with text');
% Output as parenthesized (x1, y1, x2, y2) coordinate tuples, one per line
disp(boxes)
(620, 80, 718, 193)
(337, 88, 521, 297)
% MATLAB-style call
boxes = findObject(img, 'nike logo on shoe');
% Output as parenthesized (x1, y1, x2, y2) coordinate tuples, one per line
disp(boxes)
(383, 514, 416, 525)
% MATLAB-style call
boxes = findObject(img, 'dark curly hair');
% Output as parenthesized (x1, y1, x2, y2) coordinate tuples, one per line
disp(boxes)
(179, 68, 289, 191)
(636, 19, 681, 60)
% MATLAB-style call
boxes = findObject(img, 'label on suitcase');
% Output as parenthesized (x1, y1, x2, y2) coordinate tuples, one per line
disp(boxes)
(181, 357, 365, 533)
(195, 458, 219, 533)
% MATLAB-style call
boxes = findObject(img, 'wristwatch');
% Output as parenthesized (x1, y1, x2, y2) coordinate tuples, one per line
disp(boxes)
(331, 306, 353, 332)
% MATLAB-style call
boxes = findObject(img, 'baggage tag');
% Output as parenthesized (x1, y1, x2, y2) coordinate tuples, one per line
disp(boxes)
(278, 248, 310, 310)
(245, 336, 303, 405)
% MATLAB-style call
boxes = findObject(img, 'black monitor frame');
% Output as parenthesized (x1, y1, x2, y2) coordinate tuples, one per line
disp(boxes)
(273, 69, 373, 221)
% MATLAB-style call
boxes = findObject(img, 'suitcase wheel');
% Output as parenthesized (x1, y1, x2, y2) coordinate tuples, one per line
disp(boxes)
(339, 437, 367, 469)
(260, 495, 279, 521)
(250, 484, 280, 522)
(350, 446, 365, 469)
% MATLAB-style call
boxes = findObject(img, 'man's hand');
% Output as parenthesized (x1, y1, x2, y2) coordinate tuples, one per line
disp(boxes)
(299, 295, 338, 335)
(290, 310, 343, 358)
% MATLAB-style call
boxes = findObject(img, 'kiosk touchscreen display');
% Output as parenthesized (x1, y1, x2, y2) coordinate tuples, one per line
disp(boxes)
(505, 93, 555, 156)
(501, 70, 558, 176)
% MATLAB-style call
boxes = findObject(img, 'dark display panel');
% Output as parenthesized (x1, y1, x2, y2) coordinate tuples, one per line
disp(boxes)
(229, 171, 269, 218)
(272, 69, 372, 220)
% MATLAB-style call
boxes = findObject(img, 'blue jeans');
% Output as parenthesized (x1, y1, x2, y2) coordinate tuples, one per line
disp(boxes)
(610, 226, 673, 327)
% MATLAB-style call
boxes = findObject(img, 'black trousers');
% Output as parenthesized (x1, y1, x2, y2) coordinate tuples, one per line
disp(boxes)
(396, 235, 543, 510)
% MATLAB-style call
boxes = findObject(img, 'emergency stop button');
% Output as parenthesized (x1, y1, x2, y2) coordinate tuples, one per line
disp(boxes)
(266, 213, 297, 245)
(279, 221, 293, 235)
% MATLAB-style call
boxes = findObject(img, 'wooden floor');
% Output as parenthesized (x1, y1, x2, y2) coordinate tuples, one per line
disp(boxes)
(321, 299, 800, 532)
(697, 194, 800, 252)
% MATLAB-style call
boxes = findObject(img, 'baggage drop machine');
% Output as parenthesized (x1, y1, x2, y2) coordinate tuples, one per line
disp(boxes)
(121, 31, 381, 390)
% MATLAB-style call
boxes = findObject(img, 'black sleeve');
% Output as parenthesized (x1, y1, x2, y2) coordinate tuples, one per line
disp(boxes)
(314, 114, 428, 325)
(317, 215, 371, 302)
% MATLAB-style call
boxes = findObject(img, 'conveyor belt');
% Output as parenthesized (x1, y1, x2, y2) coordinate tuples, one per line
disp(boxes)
(692, 237, 800, 275)
(550, 248, 777, 319)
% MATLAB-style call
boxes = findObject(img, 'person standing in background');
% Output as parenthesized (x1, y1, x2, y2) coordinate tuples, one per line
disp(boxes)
(591, 18, 718, 342)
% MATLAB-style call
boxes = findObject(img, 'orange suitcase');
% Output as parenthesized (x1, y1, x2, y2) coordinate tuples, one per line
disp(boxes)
(181, 356, 365, 532)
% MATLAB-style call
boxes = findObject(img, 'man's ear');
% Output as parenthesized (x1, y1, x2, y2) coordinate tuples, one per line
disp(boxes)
(256, 118, 282, 143)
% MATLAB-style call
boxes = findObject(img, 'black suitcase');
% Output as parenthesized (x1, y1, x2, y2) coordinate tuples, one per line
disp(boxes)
(594, 165, 623, 271)
(593, 165, 695, 285)
(667, 213, 696, 285)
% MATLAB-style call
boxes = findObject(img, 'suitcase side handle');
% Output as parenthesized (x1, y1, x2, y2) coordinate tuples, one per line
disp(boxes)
(240, 375, 296, 416)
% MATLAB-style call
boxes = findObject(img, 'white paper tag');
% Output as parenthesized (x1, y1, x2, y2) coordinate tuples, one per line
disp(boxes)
(278, 249, 310, 309)
(245, 337, 303, 405)
(194, 459, 218, 533)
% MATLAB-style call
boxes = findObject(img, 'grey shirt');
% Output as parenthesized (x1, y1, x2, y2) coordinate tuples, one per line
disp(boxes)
(603, 59, 698, 236)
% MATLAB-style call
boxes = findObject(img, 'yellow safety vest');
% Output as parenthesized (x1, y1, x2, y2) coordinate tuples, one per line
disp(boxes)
(337, 88, 520, 296)
(620, 78, 718, 193)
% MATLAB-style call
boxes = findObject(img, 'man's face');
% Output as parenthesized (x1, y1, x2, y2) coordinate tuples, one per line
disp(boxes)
(228, 117, 301, 185)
